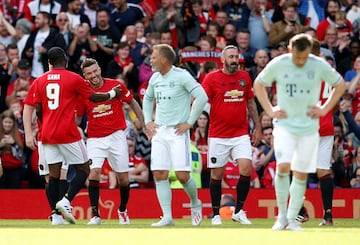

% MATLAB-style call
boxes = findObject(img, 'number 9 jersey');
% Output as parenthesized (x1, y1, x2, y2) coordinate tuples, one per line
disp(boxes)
(32, 68, 94, 144)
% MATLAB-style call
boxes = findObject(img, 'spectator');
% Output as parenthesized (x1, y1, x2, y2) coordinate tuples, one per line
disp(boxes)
(249, 49, 270, 83)
(223, 0, 252, 32)
(248, 0, 272, 51)
(23, 0, 62, 23)
(22, 11, 67, 78)
(207, 22, 226, 50)
(191, 110, 210, 188)
(335, 10, 353, 38)
(6, 59, 33, 109)
(0, 11, 16, 47)
(14, 18, 33, 56)
(83, 0, 103, 28)
(350, 166, 360, 188)
(332, 121, 353, 188)
(316, 0, 353, 42)
(349, 146, 360, 181)
(269, 0, 307, 47)
(66, 0, 91, 29)
(106, 41, 139, 93)
(213, 10, 228, 35)
(110, 0, 147, 39)
(0, 109, 24, 189)
(345, 55, 360, 117)
(152, 0, 185, 48)
(6, 43, 20, 82)
(236, 29, 257, 69)
(123, 25, 150, 68)
(256, 126, 275, 178)
(91, 7, 120, 74)
(128, 137, 150, 188)
(55, 12, 71, 47)
(192, 0, 209, 36)
(68, 23, 97, 74)
(268, 41, 288, 59)
(0, 43, 11, 113)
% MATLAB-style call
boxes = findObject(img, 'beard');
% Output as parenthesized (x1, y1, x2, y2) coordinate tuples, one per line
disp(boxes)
(225, 62, 239, 74)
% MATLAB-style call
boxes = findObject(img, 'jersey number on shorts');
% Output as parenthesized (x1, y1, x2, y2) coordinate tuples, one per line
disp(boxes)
(46, 83, 60, 110)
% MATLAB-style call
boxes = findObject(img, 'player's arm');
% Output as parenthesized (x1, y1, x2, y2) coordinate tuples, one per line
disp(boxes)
(128, 98, 145, 130)
(23, 104, 37, 150)
(188, 85, 208, 125)
(89, 86, 122, 102)
(142, 82, 156, 140)
(247, 98, 262, 146)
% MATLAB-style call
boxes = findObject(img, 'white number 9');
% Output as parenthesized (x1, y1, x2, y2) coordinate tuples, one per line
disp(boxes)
(46, 83, 60, 110)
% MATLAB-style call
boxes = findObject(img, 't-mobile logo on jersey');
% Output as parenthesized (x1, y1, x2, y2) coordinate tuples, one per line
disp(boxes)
(286, 83, 311, 97)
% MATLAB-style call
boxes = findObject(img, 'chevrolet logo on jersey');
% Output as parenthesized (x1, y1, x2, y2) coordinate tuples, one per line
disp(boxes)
(93, 104, 111, 113)
(224, 89, 244, 98)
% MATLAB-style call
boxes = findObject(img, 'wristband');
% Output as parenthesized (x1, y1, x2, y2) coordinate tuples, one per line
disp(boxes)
(261, 14, 266, 18)
(108, 89, 116, 99)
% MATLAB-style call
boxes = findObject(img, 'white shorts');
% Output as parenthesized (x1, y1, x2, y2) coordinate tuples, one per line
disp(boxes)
(38, 141, 69, 176)
(151, 126, 191, 171)
(43, 140, 88, 165)
(273, 126, 319, 173)
(317, 136, 334, 170)
(87, 130, 129, 173)
(207, 135, 252, 169)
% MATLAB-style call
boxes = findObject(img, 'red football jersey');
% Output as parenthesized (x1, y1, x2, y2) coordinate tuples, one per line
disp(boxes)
(33, 68, 94, 144)
(319, 82, 334, 137)
(77, 79, 133, 138)
(202, 69, 254, 138)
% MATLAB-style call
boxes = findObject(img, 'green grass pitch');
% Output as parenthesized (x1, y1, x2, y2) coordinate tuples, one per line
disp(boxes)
(0, 218, 359, 245)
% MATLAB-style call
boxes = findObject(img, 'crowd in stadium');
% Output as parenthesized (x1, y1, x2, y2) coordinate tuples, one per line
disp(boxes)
(0, 0, 359, 192)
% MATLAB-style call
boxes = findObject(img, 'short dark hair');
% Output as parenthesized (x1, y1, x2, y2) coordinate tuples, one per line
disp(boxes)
(48, 47, 66, 66)
(81, 58, 99, 70)
(289, 33, 313, 52)
(96, 7, 109, 16)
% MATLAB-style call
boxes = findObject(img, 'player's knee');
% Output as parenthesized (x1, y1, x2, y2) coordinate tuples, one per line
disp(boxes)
(75, 160, 90, 175)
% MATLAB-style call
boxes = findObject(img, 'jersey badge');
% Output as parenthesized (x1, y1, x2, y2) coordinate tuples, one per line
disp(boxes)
(239, 79, 246, 87)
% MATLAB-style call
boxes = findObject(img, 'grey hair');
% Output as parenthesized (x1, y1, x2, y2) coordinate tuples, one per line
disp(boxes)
(16, 18, 33, 34)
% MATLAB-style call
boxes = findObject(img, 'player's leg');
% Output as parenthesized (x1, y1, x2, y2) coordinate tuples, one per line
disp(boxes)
(317, 136, 334, 226)
(151, 127, 173, 226)
(172, 130, 202, 226)
(86, 137, 107, 224)
(287, 132, 319, 231)
(108, 130, 131, 225)
(232, 135, 253, 224)
(272, 127, 294, 230)
(207, 137, 230, 225)
(56, 140, 90, 224)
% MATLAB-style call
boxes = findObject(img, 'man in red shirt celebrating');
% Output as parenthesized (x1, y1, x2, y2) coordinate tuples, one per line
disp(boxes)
(202, 45, 262, 225)
(78, 58, 144, 225)
(23, 47, 121, 224)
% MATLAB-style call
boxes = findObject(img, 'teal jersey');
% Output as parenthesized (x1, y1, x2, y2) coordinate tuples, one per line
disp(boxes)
(257, 53, 341, 136)
(143, 66, 208, 126)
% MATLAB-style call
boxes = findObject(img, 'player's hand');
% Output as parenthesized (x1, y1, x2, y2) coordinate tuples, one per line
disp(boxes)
(145, 121, 158, 140)
(269, 107, 287, 119)
(175, 122, 191, 136)
(111, 85, 122, 99)
(307, 105, 324, 118)
(25, 134, 37, 151)
(251, 127, 262, 146)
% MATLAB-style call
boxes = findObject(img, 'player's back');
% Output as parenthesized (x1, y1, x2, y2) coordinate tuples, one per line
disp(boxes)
(35, 68, 92, 144)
